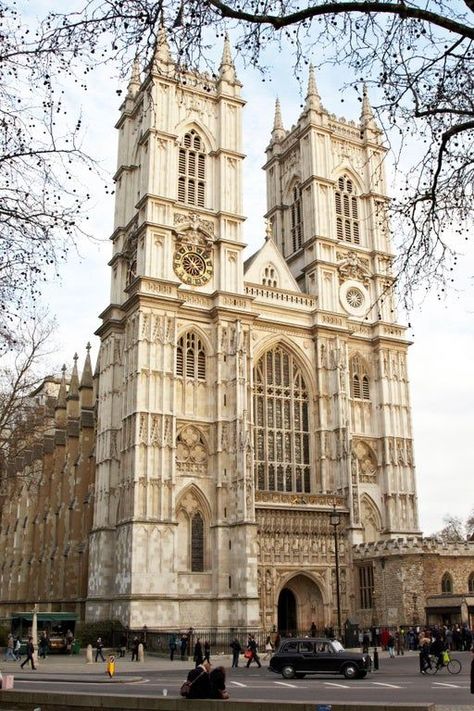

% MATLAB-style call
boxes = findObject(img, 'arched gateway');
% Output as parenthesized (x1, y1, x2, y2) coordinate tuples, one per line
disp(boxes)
(277, 574, 324, 636)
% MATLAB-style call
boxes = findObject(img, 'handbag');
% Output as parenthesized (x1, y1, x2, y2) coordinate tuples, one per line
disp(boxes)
(180, 670, 206, 697)
(244, 650, 253, 659)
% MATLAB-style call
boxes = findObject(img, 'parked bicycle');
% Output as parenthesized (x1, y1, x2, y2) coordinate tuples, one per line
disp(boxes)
(424, 650, 461, 675)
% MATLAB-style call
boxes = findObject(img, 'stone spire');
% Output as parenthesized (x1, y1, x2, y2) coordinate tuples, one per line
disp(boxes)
(80, 343, 93, 390)
(271, 98, 286, 143)
(218, 33, 236, 84)
(67, 353, 80, 401)
(152, 17, 172, 73)
(127, 57, 141, 98)
(360, 83, 378, 131)
(305, 64, 322, 111)
(56, 364, 67, 411)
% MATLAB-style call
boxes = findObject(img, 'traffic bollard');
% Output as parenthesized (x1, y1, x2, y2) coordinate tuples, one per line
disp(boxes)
(373, 646, 379, 670)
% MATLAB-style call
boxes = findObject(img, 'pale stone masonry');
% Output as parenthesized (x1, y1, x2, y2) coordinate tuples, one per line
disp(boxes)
(0, 32, 472, 632)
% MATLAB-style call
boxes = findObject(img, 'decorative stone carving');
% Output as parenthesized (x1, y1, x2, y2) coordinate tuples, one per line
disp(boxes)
(336, 251, 371, 286)
(176, 425, 208, 472)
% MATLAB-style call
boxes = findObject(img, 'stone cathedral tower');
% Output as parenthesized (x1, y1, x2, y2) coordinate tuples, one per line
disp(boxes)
(87, 34, 420, 633)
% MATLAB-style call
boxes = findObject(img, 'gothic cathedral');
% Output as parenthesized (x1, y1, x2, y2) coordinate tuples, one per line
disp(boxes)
(87, 30, 420, 632)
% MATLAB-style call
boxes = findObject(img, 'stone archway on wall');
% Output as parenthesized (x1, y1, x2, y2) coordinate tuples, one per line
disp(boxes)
(277, 574, 325, 635)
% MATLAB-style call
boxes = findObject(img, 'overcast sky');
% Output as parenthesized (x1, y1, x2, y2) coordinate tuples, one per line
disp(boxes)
(33, 11, 473, 537)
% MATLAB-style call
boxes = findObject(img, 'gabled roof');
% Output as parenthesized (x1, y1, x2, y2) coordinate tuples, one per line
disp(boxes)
(244, 238, 300, 292)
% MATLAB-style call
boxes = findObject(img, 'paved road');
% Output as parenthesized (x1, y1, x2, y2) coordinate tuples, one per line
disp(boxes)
(2, 649, 472, 706)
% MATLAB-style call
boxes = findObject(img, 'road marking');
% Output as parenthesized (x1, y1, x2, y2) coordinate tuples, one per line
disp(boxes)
(371, 682, 402, 688)
(432, 682, 460, 688)
(274, 681, 298, 688)
(324, 682, 350, 688)
(230, 681, 247, 687)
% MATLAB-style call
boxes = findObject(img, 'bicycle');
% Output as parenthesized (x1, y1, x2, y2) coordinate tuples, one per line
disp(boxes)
(424, 651, 462, 675)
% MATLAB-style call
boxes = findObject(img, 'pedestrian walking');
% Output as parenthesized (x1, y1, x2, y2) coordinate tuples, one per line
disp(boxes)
(20, 636, 36, 670)
(180, 633, 188, 661)
(419, 635, 432, 674)
(131, 636, 139, 662)
(194, 637, 203, 667)
(38, 631, 49, 659)
(14, 637, 21, 661)
(245, 634, 261, 668)
(95, 636, 106, 662)
(119, 633, 127, 658)
(230, 637, 241, 668)
(203, 640, 211, 663)
(387, 632, 395, 658)
(4, 634, 16, 661)
(263, 635, 273, 660)
(169, 634, 177, 661)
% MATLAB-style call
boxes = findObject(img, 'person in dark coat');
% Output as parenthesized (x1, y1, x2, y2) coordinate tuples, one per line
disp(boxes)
(470, 646, 474, 694)
(203, 639, 211, 663)
(230, 637, 241, 668)
(210, 665, 229, 699)
(194, 637, 203, 667)
(186, 660, 212, 699)
(180, 633, 188, 661)
(131, 635, 139, 662)
(245, 634, 261, 668)
(20, 636, 36, 670)
(95, 636, 106, 662)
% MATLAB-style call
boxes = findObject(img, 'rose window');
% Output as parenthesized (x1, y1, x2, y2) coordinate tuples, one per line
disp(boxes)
(346, 287, 364, 309)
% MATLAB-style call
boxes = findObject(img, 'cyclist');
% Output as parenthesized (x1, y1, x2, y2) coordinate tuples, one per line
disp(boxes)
(430, 635, 445, 669)
(419, 635, 432, 674)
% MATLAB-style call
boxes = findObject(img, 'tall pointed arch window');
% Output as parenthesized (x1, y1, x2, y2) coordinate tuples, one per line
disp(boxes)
(350, 355, 370, 400)
(335, 175, 360, 244)
(291, 184, 304, 253)
(191, 512, 204, 572)
(253, 345, 311, 493)
(178, 130, 206, 207)
(176, 332, 206, 380)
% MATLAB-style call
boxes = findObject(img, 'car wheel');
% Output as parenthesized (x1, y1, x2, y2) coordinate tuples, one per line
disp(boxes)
(281, 665, 296, 679)
(343, 663, 358, 679)
(295, 673, 306, 679)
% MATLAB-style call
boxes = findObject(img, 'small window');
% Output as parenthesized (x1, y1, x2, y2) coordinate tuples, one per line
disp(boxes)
(468, 573, 474, 593)
(350, 355, 370, 401)
(441, 573, 453, 593)
(282, 641, 298, 653)
(298, 641, 313, 653)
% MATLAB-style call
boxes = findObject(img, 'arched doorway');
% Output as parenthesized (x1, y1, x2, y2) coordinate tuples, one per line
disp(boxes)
(278, 588, 297, 635)
(277, 574, 325, 636)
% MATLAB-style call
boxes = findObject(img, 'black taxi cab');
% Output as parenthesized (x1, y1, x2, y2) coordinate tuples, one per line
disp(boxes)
(269, 637, 371, 680)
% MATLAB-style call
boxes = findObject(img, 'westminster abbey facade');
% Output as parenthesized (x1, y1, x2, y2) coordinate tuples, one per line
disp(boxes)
(1, 31, 473, 633)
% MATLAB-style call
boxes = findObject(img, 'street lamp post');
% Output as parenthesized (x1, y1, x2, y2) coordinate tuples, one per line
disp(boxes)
(329, 504, 342, 640)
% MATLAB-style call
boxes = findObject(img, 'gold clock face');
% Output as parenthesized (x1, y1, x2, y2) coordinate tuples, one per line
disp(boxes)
(173, 245, 213, 286)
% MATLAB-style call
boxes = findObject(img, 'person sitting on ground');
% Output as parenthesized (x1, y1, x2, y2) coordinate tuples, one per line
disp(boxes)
(186, 659, 212, 699)
(210, 665, 229, 699)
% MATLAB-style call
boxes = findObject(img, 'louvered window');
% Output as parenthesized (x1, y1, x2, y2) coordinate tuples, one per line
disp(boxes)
(253, 345, 311, 493)
(335, 174, 360, 244)
(290, 184, 304, 253)
(178, 130, 206, 207)
(350, 356, 371, 400)
(176, 332, 206, 381)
